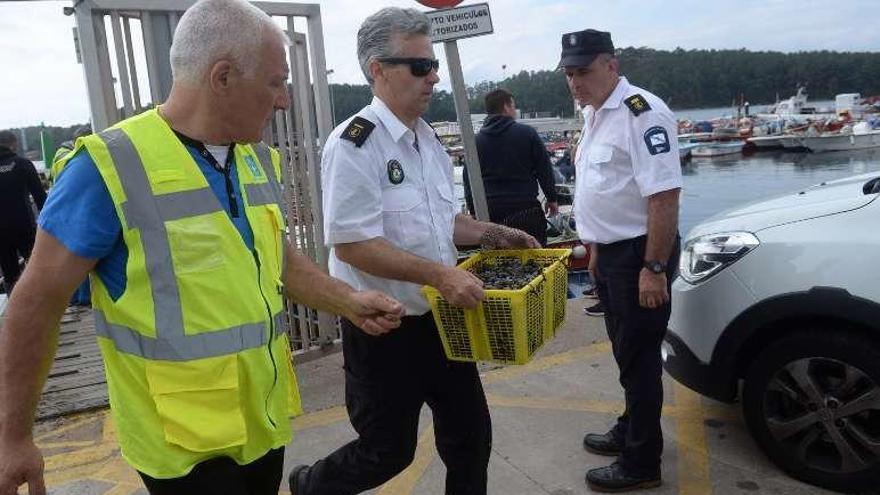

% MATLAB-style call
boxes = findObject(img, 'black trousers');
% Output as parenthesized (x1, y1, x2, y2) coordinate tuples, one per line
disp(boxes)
(138, 447, 284, 495)
(595, 234, 680, 477)
(0, 224, 35, 294)
(490, 200, 547, 246)
(302, 313, 492, 495)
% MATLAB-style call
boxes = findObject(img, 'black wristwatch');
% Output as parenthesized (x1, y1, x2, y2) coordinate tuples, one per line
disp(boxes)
(643, 260, 666, 274)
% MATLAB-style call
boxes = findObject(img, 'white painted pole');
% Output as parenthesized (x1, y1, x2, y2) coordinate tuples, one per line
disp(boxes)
(444, 40, 489, 221)
(122, 16, 142, 111)
(109, 11, 134, 118)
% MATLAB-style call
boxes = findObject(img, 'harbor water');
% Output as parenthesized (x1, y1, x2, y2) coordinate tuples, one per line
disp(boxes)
(454, 146, 880, 239)
(679, 147, 880, 235)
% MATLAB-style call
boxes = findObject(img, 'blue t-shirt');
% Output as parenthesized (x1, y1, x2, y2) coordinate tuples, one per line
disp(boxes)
(39, 146, 255, 300)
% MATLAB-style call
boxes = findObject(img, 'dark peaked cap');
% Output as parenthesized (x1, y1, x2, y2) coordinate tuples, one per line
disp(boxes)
(558, 29, 615, 69)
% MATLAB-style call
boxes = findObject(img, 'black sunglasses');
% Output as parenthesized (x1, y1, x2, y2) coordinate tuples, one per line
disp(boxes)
(378, 57, 440, 77)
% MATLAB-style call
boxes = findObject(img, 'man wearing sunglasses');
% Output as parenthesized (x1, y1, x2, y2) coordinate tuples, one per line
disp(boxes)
(288, 7, 539, 495)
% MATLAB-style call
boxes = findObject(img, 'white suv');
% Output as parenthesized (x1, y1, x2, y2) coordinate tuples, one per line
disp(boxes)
(663, 172, 880, 492)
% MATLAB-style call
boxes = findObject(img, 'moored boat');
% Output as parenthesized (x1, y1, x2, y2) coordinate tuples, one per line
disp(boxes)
(746, 135, 783, 149)
(679, 141, 700, 160)
(779, 135, 807, 149)
(691, 141, 745, 157)
(798, 128, 880, 152)
(756, 86, 837, 122)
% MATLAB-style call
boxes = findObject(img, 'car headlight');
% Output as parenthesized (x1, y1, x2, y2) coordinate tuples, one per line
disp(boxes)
(679, 232, 759, 284)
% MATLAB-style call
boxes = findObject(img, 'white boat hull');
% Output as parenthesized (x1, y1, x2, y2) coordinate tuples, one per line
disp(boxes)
(799, 131, 880, 152)
(755, 112, 837, 123)
(747, 136, 782, 148)
(678, 142, 701, 159)
(779, 136, 805, 149)
(691, 142, 744, 157)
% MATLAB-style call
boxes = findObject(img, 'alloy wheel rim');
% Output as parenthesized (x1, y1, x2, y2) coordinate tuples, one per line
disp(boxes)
(763, 357, 880, 473)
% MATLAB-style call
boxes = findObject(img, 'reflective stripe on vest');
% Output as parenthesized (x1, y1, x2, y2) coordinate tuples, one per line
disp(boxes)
(244, 143, 283, 206)
(96, 128, 284, 361)
(249, 143, 287, 274)
(95, 311, 287, 361)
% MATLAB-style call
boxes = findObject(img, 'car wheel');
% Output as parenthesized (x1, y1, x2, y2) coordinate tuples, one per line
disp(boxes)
(743, 330, 880, 492)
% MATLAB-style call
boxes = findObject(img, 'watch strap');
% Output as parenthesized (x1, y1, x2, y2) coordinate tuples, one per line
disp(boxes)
(643, 260, 666, 273)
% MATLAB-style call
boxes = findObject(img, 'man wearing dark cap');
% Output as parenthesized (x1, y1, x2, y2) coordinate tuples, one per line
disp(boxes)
(560, 29, 682, 492)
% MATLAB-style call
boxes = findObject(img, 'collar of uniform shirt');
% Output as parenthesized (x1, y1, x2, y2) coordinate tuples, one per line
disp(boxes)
(588, 76, 631, 114)
(369, 96, 432, 149)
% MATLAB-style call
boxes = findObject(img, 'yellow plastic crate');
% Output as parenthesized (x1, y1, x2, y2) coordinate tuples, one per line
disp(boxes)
(422, 249, 571, 365)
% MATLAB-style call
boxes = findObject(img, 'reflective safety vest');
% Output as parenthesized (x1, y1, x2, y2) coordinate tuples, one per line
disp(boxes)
(50, 140, 75, 185)
(60, 109, 303, 479)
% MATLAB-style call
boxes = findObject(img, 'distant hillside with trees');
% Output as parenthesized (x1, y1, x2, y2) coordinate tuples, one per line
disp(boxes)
(336, 47, 880, 122)
(8, 48, 879, 159)
(616, 47, 880, 110)
(2, 124, 89, 162)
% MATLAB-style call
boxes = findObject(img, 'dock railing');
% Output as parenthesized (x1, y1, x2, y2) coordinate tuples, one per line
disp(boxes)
(72, 0, 339, 359)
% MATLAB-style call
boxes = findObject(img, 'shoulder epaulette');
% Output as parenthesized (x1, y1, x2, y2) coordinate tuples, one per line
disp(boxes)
(624, 94, 651, 116)
(341, 116, 375, 148)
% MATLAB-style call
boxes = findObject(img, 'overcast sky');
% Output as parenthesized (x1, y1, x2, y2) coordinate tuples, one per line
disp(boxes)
(1, 0, 878, 129)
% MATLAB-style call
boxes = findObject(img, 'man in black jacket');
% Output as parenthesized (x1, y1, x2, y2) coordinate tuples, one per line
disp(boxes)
(464, 89, 558, 245)
(0, 130, 46, 294)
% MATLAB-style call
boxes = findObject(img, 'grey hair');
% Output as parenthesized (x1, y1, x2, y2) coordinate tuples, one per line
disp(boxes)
(357, 7, 431, 85)
(170, 0, 289, 83)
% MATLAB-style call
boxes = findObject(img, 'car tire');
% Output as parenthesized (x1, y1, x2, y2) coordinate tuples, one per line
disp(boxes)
(742, 330, 880, 492)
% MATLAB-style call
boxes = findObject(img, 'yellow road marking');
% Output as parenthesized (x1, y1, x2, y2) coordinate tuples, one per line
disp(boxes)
(489, 394, 622, 415)
(43, 441, 118, 476)
(483, 341, 613, 384)
(93, 452, 143, 488)
(102, 412, 117, 443)
(486, 393, 739, 422)
(100, 482, 142, 495)
(44, 462, 114, 488)
(291, 405, 348, 431)
(39, 339, 729, 495)
(42, 413, 118, 482)
(39, 439, 98, 449)
(35, 411, 102, 442)
(674, 383, 712, 495)
(377, 424, 436, 495)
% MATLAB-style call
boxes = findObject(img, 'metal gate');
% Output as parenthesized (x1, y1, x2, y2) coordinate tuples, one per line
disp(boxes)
(72, 0, 339, 359)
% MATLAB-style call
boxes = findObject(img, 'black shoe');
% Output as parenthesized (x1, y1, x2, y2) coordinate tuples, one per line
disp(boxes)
(288, 464, 310, 495)
(583, 431, 623, 456)
(584, 302, 605, 317)
(586, 462, 661, 493)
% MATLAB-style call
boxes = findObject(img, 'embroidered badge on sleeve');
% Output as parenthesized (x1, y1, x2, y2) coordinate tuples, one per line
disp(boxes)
(643, 126, 671, 155)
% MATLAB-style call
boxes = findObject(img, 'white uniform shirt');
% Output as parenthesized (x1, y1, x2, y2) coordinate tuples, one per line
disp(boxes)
(574, 77, 682, 244)
(322, 96, 458, 315)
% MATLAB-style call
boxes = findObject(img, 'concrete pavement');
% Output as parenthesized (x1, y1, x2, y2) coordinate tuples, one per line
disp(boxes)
(37, 298, 839, 495)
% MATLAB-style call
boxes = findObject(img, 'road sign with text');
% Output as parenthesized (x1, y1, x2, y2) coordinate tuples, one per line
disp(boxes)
(425, 3, 493, 43)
